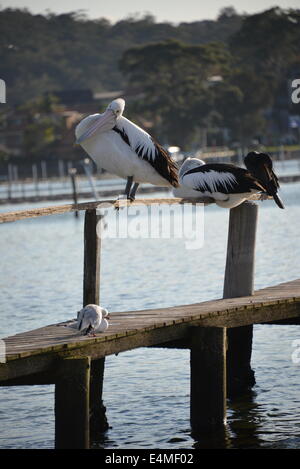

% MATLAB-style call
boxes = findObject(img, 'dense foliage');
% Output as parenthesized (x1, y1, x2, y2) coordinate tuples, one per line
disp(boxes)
(121, 8, 300, 147)
(0, 6, 299, 154)
(0, 7, 242, 104)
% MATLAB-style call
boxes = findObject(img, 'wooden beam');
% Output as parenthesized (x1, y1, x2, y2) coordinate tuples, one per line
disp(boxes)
(0, 197, 207, 224)
(0, 194, 270, 224)
(223, 201, 258, 397)
(190, 326, 227, 433)
(55, 356, 90, 449)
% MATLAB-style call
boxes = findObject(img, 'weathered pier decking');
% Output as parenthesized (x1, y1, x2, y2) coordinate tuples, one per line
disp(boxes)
(2, 279, 300, 369)
(1, 196, 299, 449)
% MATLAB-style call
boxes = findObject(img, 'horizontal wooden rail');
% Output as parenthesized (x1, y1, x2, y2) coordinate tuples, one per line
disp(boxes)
(0, 194, 268, 224)
(0, 197, 212, 224)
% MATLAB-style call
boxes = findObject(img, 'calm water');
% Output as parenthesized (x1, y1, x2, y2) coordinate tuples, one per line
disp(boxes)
(0, 182, 300, 449)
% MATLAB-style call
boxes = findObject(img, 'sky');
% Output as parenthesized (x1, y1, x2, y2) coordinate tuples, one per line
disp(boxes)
(0, 0, 299, 23)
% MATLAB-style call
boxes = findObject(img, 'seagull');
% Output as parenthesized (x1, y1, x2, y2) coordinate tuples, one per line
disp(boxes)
(179, 157, 267, 209)
(244, 151, 284, 209)
(75, 98, 179, 200)
(77, 304, 109, 336)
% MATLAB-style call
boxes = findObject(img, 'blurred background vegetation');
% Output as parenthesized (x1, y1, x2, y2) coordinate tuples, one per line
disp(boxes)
(0, 5, 299, 172)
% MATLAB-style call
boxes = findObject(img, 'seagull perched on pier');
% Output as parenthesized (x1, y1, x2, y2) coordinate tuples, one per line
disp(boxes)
(179, 157, 267, 209)
(244, 151, 284, 209)
(77, 304, 109, 336)
(75, 98, 179, 200)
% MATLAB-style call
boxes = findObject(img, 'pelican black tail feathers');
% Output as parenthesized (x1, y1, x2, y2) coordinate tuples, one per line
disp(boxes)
(152, 140, 179, 188)
(168, 161, 180, 188)
(273, 192, 285, 209)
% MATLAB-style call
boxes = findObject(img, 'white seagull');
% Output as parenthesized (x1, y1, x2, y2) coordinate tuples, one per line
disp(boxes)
(179, 157, 267, 209)
(244, 151, 284, 209)
(77, 304, 109, 336)
(75, 98, 179, 200)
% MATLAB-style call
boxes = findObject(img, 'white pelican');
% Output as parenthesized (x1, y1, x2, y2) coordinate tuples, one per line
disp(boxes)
(77, 304, 109, 336)
(75, 98, 179, 200)
(179, 158, 267, 209)
(244, 151, 284, 209)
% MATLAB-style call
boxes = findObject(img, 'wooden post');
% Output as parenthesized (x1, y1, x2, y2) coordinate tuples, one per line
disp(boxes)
(223, 200, 258, 397)
(90, 359, 108, 437)
(32, 164, 39, 197)
(41, 160, 47, 179)
(83, 209, 108, 435)
(83, 209, 101, 306)
(190, 326, 227, 434)
(55, 356, 90, 449)
(69, 168, 79, 218)
(7, 164, 12, 200)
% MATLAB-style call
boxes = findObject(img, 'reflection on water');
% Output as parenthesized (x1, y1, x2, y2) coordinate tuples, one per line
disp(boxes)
(0, 183, 300, 449)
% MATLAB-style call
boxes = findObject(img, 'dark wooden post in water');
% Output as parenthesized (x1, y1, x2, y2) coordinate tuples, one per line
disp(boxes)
(223, 200, 258, 397)
(190, 326, 227, 433)
(83, 209, 109, 437)
(55, 357, 91, 449)
(69, 168, 79, 218)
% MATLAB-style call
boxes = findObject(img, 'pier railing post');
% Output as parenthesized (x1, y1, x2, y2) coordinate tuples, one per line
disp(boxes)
(55, 356, 91, 449)
(190, 326, 227, 434)
(84, 209, 101, 306)
(223, 200, 258, 397)
(83, 208, 108, 436)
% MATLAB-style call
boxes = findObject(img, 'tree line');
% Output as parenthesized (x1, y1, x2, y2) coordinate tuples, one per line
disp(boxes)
(0, 6, 299, 155)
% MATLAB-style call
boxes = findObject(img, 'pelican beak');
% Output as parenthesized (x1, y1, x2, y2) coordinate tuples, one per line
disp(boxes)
(76, 109, 115, 144)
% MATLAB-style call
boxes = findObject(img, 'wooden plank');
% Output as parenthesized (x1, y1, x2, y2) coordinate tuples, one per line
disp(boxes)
(1, 280, 300, 382)
(3, 281, 300, 358)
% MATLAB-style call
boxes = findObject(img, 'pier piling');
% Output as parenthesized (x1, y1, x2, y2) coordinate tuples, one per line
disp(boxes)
(83, 209, 108, 436)
(223, 201, 258, 397)
(190, 326, 227, 433)
(55, 356, 91, 449)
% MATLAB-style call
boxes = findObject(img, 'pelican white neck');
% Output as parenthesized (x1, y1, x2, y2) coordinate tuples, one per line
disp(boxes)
(76, 98, 125, 144)
(179, 157, 205, 180)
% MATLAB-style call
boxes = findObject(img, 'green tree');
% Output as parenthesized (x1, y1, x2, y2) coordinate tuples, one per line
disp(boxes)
(120, 40, 231, 148)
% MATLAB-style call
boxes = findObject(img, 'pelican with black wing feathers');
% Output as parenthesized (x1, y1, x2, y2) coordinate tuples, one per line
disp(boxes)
(75, 98, 179, 200)
(179, 158, 267, 209)
(244, 151, 284, 209)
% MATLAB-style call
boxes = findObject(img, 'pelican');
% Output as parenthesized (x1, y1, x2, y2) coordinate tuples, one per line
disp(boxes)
(179, 158, 267, 209)
(244, 151, 284, 209)
(75, 98, 179, 200)
(77, 304, 109, 336)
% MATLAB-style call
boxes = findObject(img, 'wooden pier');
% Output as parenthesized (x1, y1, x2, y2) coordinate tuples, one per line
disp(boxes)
(0, 197, 299, 448)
